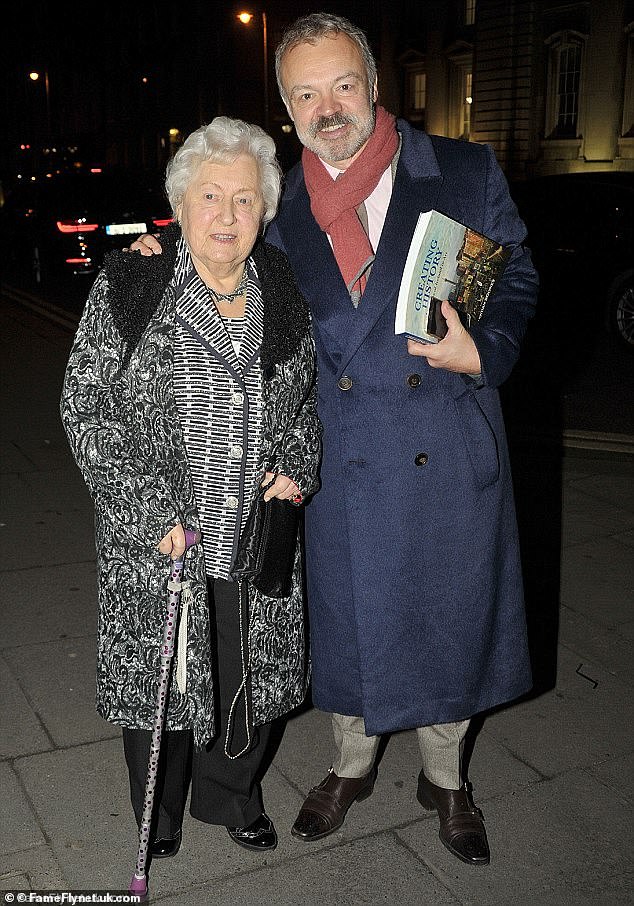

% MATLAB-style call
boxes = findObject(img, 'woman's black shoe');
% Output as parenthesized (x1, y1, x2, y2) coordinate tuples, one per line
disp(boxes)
(150, 829, 182, 858)
(226, 812, 277, 851)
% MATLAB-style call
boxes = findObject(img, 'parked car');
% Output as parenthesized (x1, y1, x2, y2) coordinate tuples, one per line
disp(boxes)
(510, 171, 634, 351)
(0, 167, 172, 288)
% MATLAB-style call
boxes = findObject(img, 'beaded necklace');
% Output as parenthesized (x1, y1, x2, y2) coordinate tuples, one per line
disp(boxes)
(206, 267, 248, 304)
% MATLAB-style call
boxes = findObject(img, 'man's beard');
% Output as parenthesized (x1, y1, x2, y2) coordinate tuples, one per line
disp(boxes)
(298, 104, 376, 164)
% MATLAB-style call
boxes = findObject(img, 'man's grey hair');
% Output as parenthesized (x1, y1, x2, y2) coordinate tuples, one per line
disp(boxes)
(165, 116, 282, 225)
(275, 12, 377, 105)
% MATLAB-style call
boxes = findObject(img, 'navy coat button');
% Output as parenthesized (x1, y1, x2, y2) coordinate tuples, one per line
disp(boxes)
(338, 375, 353, 391)
(414, 452, 429, 466)
(407, 373, 422, 388)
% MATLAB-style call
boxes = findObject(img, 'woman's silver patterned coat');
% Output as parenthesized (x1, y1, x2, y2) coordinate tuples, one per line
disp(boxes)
(60, 230, 322, 746)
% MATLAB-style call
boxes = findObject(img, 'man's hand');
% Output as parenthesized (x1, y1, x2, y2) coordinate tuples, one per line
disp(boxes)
(157, 523, 186, 559)
(125, 233, 163, 255)
(407, 301, 481, 375)
(262, 472, 302, 502)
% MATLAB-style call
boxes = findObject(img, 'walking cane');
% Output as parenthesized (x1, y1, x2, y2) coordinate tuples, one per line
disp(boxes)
(129, 527, 200, 901)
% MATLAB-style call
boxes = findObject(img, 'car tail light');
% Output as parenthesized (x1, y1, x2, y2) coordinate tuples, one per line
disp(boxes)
(152, 217, 174, 228)
(56, 219, 99, 233)
(66, 257, 93, 265)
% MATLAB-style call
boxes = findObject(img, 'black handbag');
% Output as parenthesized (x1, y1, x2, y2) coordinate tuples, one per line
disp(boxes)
(231, 478, 300, 598)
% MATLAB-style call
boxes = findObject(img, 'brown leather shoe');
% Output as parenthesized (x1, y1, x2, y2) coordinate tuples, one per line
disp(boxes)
(417, 771, 490, 866)
(291, 768, 376, 841)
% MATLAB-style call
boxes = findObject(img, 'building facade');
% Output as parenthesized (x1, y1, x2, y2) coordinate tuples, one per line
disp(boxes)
(395, 0, 634, 179)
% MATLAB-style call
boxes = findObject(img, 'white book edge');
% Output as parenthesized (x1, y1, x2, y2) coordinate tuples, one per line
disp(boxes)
(395, 210, 434, 334)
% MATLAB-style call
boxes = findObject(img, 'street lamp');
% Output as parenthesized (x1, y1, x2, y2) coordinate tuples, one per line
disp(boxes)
(29, 70, 52, 143)
(237, 10, 269, 134)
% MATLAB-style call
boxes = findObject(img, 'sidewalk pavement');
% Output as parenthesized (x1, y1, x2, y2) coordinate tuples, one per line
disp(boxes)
(1, 296, 633, 906)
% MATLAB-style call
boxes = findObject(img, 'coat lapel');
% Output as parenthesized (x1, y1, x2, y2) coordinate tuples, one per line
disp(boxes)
(275, 186, 351, 368)
(238, 278, 264, 375)
(336, 128, 444, 371)
(274, 125, 444, 374)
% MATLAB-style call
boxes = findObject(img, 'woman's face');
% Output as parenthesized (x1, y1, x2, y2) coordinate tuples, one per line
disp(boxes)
(177, 154, 264, 279)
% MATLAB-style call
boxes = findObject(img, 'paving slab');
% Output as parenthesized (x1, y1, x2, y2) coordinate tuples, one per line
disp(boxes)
(0, 466, 91, 517)
(14, 737, 133, 892)
(271, 703, 337, 789)
(2, 433, 77, 474)
(0, 439, 38, 474)
(0, 848, 67, 892)
(397, 769, 634, 906)
(0, 762, 45, 853)
(3, 636, 110, 747)
(159, 834, 460, 906)
(566, 470, 634, 511)
(560, 485, 634, 547)
(559, 535, 634, 628)
(482, 646, 634, 777)
(1, 507, 96, 571)
(585, 751, 634, 805)
(460, 727, 542, 795)
(0, 656, 52, 759)
(559, 603, 634, 686)
(618, 618, 634, 640)
(0, 561, 97, 649)
(615, 529, 634, 548)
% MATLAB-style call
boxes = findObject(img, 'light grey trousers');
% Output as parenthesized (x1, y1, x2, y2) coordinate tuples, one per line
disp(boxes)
(331, 712, 470, 790)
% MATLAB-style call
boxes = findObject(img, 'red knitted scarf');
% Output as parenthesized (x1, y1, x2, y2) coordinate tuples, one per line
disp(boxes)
(302, 105, 399, 301)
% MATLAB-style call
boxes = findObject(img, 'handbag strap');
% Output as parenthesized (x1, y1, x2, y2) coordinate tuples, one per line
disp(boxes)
(224, 470, 281, 758)
(224, 580, 253, 760)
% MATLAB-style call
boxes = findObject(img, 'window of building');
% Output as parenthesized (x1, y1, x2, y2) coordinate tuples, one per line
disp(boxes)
(413, 72, 427, 112)
(446, 45, 473, 141)
(555, 43, 581, 135)
(622, 23, 634, 136)
(402, 61, 426, 127)
(545, 31, 586, 139)
(465, 0, 476, 27)
(461, 70, 473, 140)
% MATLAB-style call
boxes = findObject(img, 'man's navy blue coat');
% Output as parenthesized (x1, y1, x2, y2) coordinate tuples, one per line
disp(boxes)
(266, 120, 539, 736)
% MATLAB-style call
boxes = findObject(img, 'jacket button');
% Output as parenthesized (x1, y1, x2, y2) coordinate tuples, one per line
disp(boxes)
(338, 375, 353, 391)
(407, 373, 421, 388)
(414, 452, 429, 466)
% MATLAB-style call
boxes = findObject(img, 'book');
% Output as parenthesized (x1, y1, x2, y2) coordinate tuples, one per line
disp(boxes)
(395, 210, 511, 344)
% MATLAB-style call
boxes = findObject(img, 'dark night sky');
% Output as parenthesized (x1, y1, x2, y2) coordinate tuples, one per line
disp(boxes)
(2, 0, 405, 179)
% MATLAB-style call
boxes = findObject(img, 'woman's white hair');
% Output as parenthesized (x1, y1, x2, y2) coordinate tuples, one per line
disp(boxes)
(165, 116, 282, 225)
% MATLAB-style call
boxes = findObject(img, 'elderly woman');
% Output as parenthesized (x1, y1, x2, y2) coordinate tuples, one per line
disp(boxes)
(60, 116, 321, 856)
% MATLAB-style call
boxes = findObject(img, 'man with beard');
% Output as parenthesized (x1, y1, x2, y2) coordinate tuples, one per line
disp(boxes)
(131, 12, 538, 866)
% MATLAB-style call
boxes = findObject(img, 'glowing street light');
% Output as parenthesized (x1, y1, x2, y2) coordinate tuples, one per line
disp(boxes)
(237, 10, 269, 134)
(28, 69, 52, 141)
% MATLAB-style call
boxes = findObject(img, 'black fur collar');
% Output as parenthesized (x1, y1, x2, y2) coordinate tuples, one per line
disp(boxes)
(104, 222, 311, 369)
